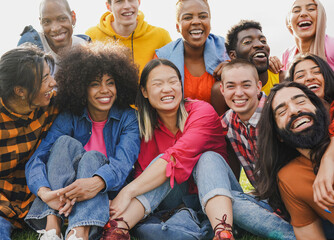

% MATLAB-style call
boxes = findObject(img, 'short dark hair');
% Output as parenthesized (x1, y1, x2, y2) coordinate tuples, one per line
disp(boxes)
(176, 0, 210, 22)
(221, 58, 259, 83)
(39, 0, 72, 16)
(55, 42, 138, 115)
(0, 43, 54, 105)
(255, 81, 330, 220)
(288, 53, 334, 104)
(225, 20, 262, 54)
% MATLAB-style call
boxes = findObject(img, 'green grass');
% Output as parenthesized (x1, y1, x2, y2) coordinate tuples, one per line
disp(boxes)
(12, 170, 268, 240)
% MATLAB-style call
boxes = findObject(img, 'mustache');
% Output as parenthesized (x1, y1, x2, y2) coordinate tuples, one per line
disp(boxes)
(286, 112, 315, 131)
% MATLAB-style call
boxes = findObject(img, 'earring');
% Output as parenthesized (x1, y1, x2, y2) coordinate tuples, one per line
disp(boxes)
(72, 24, 75, 29)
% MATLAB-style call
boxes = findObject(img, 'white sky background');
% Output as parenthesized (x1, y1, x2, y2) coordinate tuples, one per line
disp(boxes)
(1, 0, 334, 58)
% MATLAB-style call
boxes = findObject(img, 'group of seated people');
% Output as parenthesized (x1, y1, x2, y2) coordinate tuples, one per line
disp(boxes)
(0, 0, 333, 239)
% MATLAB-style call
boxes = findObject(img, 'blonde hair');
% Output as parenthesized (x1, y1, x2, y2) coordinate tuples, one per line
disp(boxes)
(286, 0, 327, 61)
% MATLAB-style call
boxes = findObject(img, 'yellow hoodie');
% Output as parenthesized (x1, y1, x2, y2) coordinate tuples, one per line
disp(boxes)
(86, 11, 172, 74)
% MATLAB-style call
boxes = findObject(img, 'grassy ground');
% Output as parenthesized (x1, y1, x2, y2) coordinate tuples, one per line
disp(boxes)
(12, 170, 269, 240)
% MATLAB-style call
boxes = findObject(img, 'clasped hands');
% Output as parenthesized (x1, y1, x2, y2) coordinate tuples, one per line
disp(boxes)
(37, 176, 106, 217)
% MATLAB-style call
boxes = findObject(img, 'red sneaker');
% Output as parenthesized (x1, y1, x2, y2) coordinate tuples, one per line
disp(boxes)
(212, 214, 233, 240)
(100, 218, 130, 240)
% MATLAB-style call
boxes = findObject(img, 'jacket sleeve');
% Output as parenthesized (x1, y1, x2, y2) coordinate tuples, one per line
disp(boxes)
(25, 112, 73, 196)
(17, 25, 44, 50)
(161, 101, 227, 187)
(94, 110, 140, 192)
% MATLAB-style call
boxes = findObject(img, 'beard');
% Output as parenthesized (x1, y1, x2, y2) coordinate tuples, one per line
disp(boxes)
(277, 109, 328, 149)
(249, 57, 268, 74)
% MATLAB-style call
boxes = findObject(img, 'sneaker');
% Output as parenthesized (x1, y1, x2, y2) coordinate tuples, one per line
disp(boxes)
(100, 218, 130, 240)
(213, 214, 234, 240)
(67, 229, 83, 240)
(37, 229, 63, 240)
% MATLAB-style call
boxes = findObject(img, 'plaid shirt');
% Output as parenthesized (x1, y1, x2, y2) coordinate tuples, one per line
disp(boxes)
(0, 98, 57, 228)
(221, 93, 266, 187)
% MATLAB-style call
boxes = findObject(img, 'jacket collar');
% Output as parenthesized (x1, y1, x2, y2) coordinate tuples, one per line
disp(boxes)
(80, 104, 123, 122)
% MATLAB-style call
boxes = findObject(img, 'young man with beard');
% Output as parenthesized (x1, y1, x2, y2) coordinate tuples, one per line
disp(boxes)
(18, 0, 90, 74)
(256, 81, 334, 239)
(212, 20, 285, 116)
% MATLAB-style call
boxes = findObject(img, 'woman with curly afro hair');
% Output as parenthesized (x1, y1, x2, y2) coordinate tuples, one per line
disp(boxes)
(25, 42, 141, 240)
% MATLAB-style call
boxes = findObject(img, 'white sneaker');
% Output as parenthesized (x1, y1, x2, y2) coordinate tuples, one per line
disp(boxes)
(37, 229, 63, 240)
(67, 229, 83, 240)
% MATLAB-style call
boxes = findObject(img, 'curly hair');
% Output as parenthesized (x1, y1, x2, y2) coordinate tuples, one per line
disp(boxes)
(55, 42, 138, 115)
(225, 20, 262, 54)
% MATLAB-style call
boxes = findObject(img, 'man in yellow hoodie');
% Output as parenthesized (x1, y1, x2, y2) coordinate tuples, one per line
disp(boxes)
(86, 0, 171, 74)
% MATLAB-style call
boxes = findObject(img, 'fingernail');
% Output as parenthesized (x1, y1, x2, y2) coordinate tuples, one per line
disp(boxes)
(324, 209, 332, 214)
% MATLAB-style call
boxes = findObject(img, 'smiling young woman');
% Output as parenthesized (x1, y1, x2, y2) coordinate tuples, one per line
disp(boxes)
(99, 59, 230, 240)
(24, 42, 140, 240)
(155, 0, 229, 111)
(282, 0, 334, 71)
(0, 44, 58, 239)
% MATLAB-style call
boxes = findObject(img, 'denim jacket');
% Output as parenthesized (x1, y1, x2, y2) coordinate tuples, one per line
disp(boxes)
(17, 25, 91, 50)
(26, 105, 140, 196)
(155, 33, 229, 88)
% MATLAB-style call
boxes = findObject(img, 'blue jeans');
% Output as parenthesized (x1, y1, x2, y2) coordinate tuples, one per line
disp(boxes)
(25, 136, 109, 240)
(0, 217, 14, 240)
(136, 153, 189, 216)
(192, 151, 296, 240)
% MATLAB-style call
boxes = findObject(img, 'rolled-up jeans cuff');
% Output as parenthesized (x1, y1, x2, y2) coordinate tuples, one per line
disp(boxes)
(136, 195, 152, 218)
(201, 188, 233, 214)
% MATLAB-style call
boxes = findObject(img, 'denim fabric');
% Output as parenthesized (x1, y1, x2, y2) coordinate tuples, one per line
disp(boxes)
(25, 136, 109, 240)
(0, 217, 14, 240)
(155, 34, 230, 87)
(134, 154, 211, 240)
(17, 25, 91, 50)
(322, 219, 334, 238)
(133, 207, 212, 240)
(26, 106, 140, 196)
(192, 151, 296, 240)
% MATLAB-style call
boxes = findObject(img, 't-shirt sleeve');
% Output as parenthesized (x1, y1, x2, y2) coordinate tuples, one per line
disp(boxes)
(160, 101, 227, 187)
(278, 177, 318, 227)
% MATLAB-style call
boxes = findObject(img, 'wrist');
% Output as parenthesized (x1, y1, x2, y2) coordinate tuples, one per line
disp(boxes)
(37, 187, 50, 200)
(93, 176, 106, 192)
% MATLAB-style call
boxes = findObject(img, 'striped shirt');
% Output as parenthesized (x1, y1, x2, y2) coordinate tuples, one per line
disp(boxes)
(0, 98, 57, 228)
(221, 93, 266, 187)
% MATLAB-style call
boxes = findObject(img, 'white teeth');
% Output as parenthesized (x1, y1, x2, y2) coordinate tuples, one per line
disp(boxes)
(190, 30, 203, 34)
(293, 117, 310, 129)
(45, 90, 52, 97)
(308, 84, 320, 90)
(234, 100, 246, 104)
(98, 98, 111, 103)
(52, 33, 66, 40)
(123, 12, 133, 16)
(161, 96, 174, 101)
(254, 53, 266, 58)
(298, 21, 312, 27)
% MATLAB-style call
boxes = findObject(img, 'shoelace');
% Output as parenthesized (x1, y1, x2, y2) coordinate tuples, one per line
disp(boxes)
(213, 214, 233, 240)
(37, 229, 61, 240)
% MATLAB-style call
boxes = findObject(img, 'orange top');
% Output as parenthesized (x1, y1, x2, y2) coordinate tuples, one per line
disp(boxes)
(184, 65, 215, 103)
(278, 155, 334, 227)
